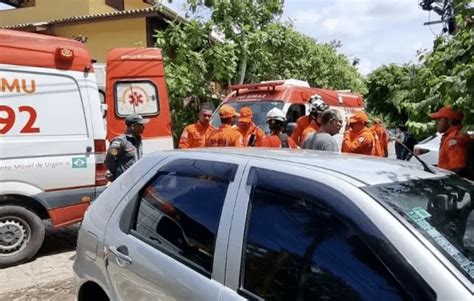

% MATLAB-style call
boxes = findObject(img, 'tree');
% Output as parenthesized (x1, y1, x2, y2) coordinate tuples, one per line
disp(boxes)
(414, 0, 474, 130)
(186, 0, 285, 84)
(156, 1, 366, 142)
(365, 64, 434, 136)
(366, 0, 473, 134)
(244, 22, 365, 92)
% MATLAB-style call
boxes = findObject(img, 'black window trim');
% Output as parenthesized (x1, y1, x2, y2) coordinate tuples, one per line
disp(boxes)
(237, 167, 437, 301)
(114, 79, 160, 118)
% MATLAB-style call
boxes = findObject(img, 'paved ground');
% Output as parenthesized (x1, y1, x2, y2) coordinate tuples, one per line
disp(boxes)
(0, 223, 79, 301)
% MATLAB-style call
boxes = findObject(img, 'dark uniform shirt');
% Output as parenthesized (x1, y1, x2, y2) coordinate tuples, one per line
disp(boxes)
(104, 134, 143, 181)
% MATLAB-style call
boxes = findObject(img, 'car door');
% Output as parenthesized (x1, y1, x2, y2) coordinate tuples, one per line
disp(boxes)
(223, 162, 437, 300)
(103, 155, 243, 301)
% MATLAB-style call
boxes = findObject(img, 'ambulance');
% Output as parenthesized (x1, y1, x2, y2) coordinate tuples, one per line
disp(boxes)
(0, 29, 172, 267)
(211, 79, 365, 146)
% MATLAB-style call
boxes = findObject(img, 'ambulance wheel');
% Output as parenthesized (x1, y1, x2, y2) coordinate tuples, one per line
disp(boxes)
(0, 205, 45, 268)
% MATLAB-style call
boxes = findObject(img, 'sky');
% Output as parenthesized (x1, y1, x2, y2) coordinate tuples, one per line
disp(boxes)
(281, 0, 443, 75)
(0, 0, 444, 75)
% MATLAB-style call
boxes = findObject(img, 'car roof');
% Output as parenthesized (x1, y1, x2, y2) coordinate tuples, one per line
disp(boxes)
(150, 148, 447, 186)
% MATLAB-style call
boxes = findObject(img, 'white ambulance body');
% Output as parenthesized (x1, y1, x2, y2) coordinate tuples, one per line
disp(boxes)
(0, 29, 107, 267)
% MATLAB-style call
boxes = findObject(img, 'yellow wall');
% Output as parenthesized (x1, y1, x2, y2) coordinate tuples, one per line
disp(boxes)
(53, 18, 147, 63)
(87, 0, 150, 14)
(0, 0, 152, 27)
(0, 0, 89, 26)
(124, 0, 151, 10)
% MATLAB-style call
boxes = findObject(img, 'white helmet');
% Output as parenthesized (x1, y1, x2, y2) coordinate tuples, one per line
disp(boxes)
(309, 94, 329, 113)
(266, 107, 286, 122)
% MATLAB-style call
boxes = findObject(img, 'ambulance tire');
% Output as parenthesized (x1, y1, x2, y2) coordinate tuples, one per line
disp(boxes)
(0, 205, 45, 268)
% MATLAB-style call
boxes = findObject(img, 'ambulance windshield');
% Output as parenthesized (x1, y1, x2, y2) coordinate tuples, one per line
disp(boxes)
(211, 100, 284, 133)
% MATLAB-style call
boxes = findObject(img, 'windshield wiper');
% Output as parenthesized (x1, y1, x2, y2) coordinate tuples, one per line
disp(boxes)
(393, 138, 436, 174)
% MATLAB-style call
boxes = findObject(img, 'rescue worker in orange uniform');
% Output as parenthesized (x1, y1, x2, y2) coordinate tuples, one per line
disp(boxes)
(291, 95, 328, 146)
(237, 107, 265, 147)
(370, 117, 388, 157)
(179, 104, 214, 149)
(206, 105, 244, 147)
(430, 106, 468, 174)
(341, 111, 376, 155)
(259, 108, 298, 149)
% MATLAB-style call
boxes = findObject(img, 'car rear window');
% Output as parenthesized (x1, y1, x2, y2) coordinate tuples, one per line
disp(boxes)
(364, 176, 474, 283)
(211, 100, 283, 133)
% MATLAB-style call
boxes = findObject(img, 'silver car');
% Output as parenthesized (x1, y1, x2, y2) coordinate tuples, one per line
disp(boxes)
(74, 149, 474, 300)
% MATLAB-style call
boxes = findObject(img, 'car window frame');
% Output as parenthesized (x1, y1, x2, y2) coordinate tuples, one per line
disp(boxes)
(224, 161, 436, 300)
(115, 153, 247, 283)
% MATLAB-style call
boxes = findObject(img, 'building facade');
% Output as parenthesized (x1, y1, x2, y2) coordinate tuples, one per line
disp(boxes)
(0, 0, 182, 62)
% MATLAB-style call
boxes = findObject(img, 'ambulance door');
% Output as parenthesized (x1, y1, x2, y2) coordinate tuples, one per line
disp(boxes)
(105, 48, 173, 153)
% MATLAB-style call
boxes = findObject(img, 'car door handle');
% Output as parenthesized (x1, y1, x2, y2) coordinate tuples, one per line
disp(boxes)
(108, 245, 132, 266)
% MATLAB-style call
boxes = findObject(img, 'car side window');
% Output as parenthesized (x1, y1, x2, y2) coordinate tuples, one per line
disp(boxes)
(131, 159, 237, 276)
(241, 172, 410, 300)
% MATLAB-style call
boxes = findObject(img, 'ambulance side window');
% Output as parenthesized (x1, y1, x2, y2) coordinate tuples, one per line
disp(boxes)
(286, 104, 306, 123)
(114, 80, 159, 117)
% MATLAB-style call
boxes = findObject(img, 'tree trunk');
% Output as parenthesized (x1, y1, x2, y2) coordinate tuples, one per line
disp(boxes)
(238, 50, 248, 84)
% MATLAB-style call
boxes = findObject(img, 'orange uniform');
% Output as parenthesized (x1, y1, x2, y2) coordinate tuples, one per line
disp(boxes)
(259, 134, 298, 149)
(291, 115, 311, 146)
(238, 123, 265, 147)
(438, 125, 468, 171)
(341, 128, 376, 155)
(301, 121, 320, 144)
(370, 123, 388, 157)
(179, 122, 214, 149)
(206, 124, 244, 147)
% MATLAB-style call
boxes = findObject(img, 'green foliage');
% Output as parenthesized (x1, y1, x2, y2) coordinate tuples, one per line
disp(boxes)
(245, 23, 366, 92)
(158, 0, 365, 142)
(366, 0, 473, 135)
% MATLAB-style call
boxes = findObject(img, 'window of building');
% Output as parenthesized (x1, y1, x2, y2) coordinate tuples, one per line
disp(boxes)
(131, 159, 237, 276)
(241, 186, 410, 300)
(2, 0, 35, 9)
(106, 0, 124, 11)
(115, 80, 159, 117)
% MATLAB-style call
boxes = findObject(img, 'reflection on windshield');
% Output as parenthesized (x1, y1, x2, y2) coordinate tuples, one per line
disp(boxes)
(365, 177, 474, 282)
(211, 100, 284, 133)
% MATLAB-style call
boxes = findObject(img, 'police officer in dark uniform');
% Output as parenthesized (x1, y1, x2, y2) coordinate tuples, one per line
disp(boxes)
(104, 114, 148, 181)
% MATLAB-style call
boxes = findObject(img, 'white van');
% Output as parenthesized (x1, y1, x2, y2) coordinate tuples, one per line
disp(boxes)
(0, 29, 107, 267)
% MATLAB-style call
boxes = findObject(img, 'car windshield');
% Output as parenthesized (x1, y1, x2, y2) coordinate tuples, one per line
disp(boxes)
(211, 100, 283, 133)
(364, 176, 474, 283)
